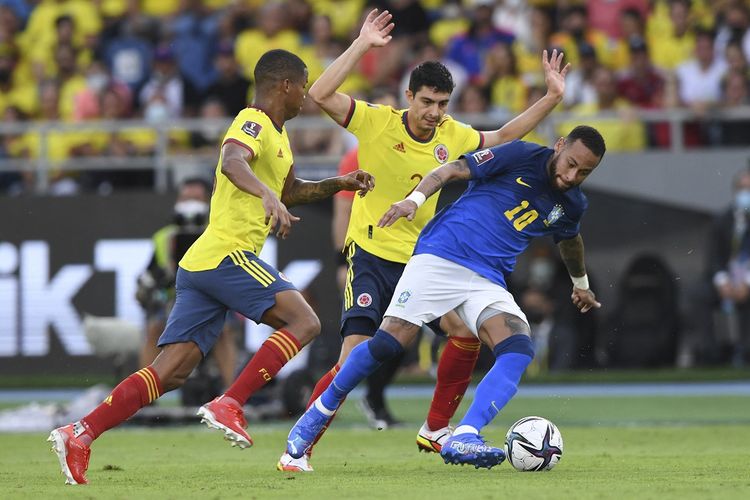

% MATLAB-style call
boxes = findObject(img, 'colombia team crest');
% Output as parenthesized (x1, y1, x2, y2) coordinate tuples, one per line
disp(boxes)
(434, 144, 449, 164)
(357, 293, 373, 307)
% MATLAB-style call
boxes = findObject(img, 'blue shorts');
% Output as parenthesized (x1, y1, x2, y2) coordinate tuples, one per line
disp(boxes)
(158, 251, 297, 356)
(340, 243, 443, 337)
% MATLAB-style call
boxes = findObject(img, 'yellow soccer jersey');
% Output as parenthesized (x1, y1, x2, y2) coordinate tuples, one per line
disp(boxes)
(344, 98, 482, 263)
(180, 107, 293, 271)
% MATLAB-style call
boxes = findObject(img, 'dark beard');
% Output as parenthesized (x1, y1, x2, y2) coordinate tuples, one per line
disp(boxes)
(547, 154, 559, 188)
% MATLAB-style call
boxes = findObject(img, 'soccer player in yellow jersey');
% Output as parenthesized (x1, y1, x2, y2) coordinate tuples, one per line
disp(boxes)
(47, 49, 374, 485)
(277, 9, 569, 472)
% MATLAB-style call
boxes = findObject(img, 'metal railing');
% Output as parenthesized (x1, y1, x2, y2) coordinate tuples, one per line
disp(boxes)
(1, 106, 749, 194)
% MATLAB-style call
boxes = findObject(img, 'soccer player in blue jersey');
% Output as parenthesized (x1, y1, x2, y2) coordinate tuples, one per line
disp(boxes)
(277, 8, 570, 472)
(287, 126, 605, 468)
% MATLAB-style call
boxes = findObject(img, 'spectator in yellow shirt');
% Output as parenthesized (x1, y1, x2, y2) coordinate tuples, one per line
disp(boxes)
(480, 42, 527, 115)
(549, 5, 621, 70)
(648, 0, 695, 71)
(0, 42, 37, 117)
(559, 67, 646, 152)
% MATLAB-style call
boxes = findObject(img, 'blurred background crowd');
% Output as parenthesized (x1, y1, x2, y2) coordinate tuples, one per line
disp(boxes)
(1, 2, 750, 420)
(0, 0, 748, 196)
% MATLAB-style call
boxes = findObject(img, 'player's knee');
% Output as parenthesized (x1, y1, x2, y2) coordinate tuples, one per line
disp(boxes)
(493, 332, 535, 360)
(290, 312, 321, 344)
(162, 369, 191, 392)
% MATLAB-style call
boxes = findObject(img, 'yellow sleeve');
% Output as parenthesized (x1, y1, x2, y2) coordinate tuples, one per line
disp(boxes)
(222, 111, 265, 159)
(449, 117, 484, 153)
(344, 99, 393, 144)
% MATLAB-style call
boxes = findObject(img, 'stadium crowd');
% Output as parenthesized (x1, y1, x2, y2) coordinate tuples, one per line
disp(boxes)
(0, 0, 748, 196)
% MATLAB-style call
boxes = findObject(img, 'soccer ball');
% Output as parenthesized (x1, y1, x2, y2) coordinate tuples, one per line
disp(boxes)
(504, 416, 563, 471)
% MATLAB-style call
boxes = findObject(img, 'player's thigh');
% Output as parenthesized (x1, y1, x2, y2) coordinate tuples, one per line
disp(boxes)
(437, 310, 474, 338)
(157, 269, 229, 358)
(477, 313, 531, 350)
(457, 275, 530, 347)
(339, 243, 404, 338)
(384, 253, 471, 330)
(205, 251, 304, 324)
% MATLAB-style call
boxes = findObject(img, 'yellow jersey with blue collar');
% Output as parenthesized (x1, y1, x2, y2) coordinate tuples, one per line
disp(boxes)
(343, 98, 483, 263)
(180, 107, 293, 271)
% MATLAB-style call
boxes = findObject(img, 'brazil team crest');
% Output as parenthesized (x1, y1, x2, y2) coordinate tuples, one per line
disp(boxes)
(434, 144, 449, 164)
(397, 290, 411, 304)
(543, 204, 564, 226)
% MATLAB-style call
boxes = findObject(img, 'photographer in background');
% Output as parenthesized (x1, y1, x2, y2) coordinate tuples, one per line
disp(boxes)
(136, 178, 238, 392)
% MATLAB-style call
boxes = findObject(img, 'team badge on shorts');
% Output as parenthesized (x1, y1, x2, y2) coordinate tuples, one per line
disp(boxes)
(397, 290, 411, 304)
(278, 272, 292, 283)
(434, 144, 449, 164)
(357, 293, 373, 307)
(543, 204, 564, 227)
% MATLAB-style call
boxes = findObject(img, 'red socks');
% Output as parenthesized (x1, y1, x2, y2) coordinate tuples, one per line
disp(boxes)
(82, 366, 163, 440)
(426, 336, 481, 431)
(225, 329, 301, 405)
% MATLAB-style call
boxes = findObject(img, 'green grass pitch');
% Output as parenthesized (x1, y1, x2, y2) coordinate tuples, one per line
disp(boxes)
(1, 394, 749, 499)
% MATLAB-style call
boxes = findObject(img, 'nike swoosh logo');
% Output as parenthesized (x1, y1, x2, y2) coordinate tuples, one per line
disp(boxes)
(516, 177, 531, 188)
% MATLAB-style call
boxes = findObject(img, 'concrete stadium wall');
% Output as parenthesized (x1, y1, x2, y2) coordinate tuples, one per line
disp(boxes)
(585, 150, 750, 214)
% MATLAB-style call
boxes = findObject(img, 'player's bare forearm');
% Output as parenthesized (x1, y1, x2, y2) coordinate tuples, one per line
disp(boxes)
(417, 159, 471, 197)
(557, 234, 587, 278)
(307, 40, 366, 123)
(309, 9, 393, 124)
(282, 167, 373, 207)
(377, 159, 470, 227)
(483, 93, 562, 147)
(282, 178, 344, 207)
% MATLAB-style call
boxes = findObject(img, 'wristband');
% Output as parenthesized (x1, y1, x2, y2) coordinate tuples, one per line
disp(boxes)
(406, 190, 426, 208)
(570, 274, 589, 290)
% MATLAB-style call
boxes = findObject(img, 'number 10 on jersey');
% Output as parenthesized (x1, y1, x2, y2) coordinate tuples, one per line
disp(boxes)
(504, 200, 538, 231)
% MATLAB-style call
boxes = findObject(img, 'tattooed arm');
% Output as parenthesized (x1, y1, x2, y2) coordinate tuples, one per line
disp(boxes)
(557, 234, 601, 313)
(281, 165, 375, 208)
(377, 158, 470, 227)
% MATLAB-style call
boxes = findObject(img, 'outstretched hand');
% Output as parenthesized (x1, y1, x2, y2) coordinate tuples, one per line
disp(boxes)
(571, 287, 601, 313)
(378, 199, 417, 227)
(358, 8, 394, 48)
(339, 169, 375, 197)
(542, 49, 570, 99)
(262, 191, 300, 239)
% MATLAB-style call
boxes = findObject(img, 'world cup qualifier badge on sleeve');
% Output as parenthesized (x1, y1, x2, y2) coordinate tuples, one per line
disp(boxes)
(472, 149, 494, 165)
(242, 121, 262, 138)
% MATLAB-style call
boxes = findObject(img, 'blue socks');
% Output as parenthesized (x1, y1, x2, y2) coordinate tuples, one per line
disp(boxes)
(320, 329, 403, 411)
(456, 335, 534, 433)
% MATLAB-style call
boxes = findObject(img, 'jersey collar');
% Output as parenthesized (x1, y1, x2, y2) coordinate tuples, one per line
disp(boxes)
(402, 111, 435, 144)
(247, 105, 284, 133)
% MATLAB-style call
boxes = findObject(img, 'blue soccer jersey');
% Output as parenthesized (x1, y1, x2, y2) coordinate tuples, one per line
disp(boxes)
(414, 140, 588, 288)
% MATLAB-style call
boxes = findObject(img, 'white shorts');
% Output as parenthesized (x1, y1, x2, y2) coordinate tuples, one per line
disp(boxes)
(384, 253, 528, 337)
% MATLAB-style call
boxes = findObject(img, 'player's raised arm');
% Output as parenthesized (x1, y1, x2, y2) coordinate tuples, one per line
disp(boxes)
(281, 165, 375, 208)
(308, 9, 394, 124)
(482, 49, 570, 147)
(557, 234, 601, 313)
(378, 158, 470, 227)
(220, 141, 300, 239)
